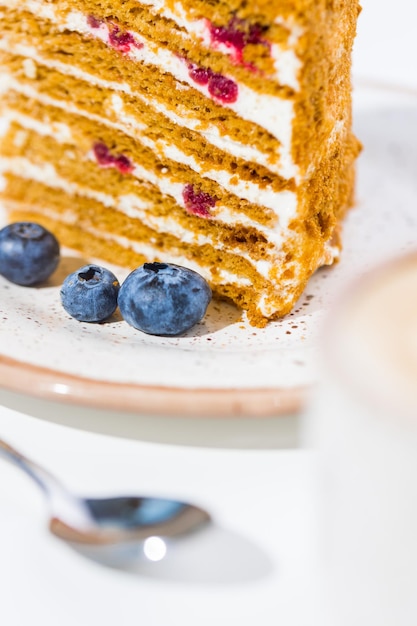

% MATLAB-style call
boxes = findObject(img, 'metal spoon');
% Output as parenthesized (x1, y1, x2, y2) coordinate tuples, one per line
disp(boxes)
(0, 438, 210, 548)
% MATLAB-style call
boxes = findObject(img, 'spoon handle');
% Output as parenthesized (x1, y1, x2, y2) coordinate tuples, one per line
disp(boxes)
(0, 437, 63, 495)
(0, 438, 99, 531)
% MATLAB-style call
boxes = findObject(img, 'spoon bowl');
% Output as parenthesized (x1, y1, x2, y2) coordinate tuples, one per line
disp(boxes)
(50, 495, 210, 545)
(0, 438, 210, 549)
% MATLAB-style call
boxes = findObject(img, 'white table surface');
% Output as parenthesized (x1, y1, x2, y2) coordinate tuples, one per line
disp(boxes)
(0, 393, 319, 626)
(1, 2, 416, 624)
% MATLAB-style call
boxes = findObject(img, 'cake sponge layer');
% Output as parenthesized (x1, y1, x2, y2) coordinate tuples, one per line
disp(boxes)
(0, 0, 361, 325)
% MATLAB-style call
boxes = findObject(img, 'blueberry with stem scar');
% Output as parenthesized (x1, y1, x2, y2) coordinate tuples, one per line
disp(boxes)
(118, 262, 212, 336)
(60, 264, 120, 322)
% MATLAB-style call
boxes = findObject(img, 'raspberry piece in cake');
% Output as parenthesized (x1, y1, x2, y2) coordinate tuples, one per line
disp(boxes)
(187, 61, 238, 103)
(108, 25, 143, 54)
(93, 142, 134, 175)
(188, 65, 213, 86)
(209, 18, 269, 65)
(207, 74, 238, 103)
(183, 185, 216, 218)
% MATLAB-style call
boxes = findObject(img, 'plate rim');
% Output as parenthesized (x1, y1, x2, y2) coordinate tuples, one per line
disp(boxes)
(0, 354, 305, 417)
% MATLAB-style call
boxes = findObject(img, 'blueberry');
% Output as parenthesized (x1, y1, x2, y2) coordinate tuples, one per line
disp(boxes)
(0, 222, 60, 286)
(118, 262, 212, 336)
(60, 264, 120, 322)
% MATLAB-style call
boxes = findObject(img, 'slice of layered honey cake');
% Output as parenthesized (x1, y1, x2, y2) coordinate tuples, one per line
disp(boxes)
(0, 0, 361, 326)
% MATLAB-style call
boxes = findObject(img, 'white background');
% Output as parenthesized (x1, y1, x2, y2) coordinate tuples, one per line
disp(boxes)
(353, 0, 417, 90)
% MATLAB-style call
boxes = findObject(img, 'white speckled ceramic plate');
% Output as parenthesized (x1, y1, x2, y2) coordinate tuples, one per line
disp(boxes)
(0, 83, 416, 416)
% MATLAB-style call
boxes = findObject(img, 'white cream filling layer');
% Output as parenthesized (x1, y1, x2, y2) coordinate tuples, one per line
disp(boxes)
(0, 39, 294, 181)
(8, 0, 301, 89)
(132, 0, 302, 90)
(68, 12, 296, 172)
(137, 1, 301, 90)
(0, 76, 298, 234)
(3, 0, 298, 180)
(110, 94, 282, 175)
(0, 64, 282, 177)
(0, 152, 255, 279)
(107, 94, 297, 220)
(0, 115, 292, 281)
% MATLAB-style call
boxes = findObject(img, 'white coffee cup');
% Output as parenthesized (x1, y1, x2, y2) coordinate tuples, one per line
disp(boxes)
(305, 252, 417, 626)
